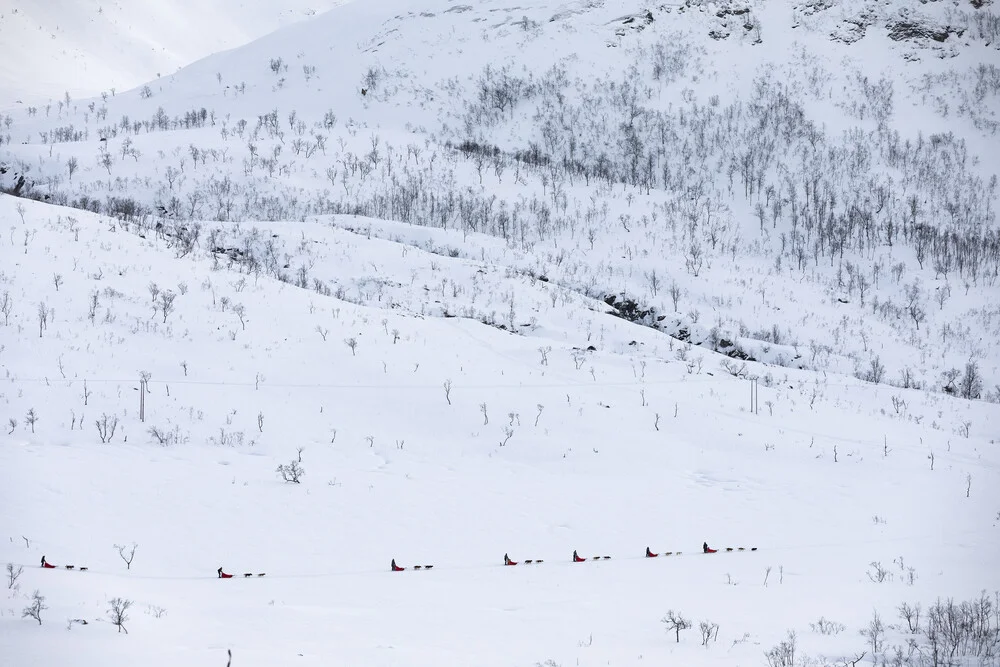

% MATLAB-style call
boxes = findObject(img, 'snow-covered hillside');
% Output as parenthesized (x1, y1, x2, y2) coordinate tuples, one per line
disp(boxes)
(0, 0, 346, 104)
(2, 0, 1000, 665)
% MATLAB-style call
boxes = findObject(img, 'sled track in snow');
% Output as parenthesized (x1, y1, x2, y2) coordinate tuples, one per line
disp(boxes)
(8, 529, 966, 583)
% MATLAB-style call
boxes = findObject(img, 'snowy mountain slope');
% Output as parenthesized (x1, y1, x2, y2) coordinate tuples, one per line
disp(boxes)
(1, 193, 998, 667)
(1, 0, 997, 395)
(0, 0, 347, 105)
(2, 0, 1000, 664)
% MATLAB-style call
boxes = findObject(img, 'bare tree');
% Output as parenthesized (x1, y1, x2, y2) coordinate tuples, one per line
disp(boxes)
(98, 147, 114, 175)
(860, 356, 885, 384)
(662, 610, 692, 643)
(0, 291, 12, 325)
(860, 609, 885, 656)
(22, 590, 46, 625)
(88, 290, 100, 322)
(67, 156, 78, 181)
(233, 303, 247, 330)
(114, 543, 138, 570)
(898, 602, 921, 634)
(905, 283, 926, 330)
(345, 337, 358, 356)
(699, 620, 719, 646)
(646, 269, 661, 297)
(53, 274, 63, 291)
(107, 597, 133, 633)
(37, 302, 50, 338)
(6, 562, 23, 589)
(25, 408, 38, 433)
(159, 291, 177, 323)
(443, 379, 453, 405)
(959, 361, 983, 400)
(669, 282, 681, 311)
(685, 244, 704, 277)
(96, 413, 119, 443)
(315, 325, 328, 341)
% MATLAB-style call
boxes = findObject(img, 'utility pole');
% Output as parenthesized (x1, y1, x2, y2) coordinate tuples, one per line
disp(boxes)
(749, 377, 758, 415)
(138, 371, 151, 422)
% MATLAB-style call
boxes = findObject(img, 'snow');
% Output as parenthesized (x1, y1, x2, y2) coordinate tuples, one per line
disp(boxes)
(2, 0, 1000, 665)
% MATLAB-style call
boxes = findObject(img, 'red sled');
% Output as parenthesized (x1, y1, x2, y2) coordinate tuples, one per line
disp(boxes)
(217, 567, 234, 578)
(572, 550, 586, 563)
(504, 553, 518, 566)
(41, 556, 57, 569)
(704, 548, 718, 554)
(645, 547, 658, 558)
(391, 559, 405, 572)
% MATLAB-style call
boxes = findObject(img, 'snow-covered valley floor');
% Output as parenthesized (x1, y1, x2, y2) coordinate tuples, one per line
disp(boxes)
(1, 194, 997, 666)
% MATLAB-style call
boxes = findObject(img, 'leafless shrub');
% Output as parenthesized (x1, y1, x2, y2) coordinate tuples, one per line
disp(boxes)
(859, 609, 885, 656)
(721, 358, 748, 377)
(898, 602, 922, 634)
(764, 630, 796, 667)
(146, 604, 167, 619)
(25, 408, 38, 433)
(922, 591, 999, 661)
(699, 620, 719, 646)
(107, 597, 133, 633)
(95, 413, 119, 443)
(277, 448, 305, 483)
(868, 561, 893, 583)
(22, 590, 46, 625)
(810, 617, 846, 635)
(857, 355, 886, 384)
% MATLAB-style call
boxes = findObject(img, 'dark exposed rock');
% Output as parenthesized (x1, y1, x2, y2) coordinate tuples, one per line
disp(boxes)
(888, 19, 964, 43)
(717, 6, 750, 18)
(603, 294, 656, 324)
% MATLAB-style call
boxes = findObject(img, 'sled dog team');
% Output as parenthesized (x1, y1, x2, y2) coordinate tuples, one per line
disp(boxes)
(40, 541, 754, 580)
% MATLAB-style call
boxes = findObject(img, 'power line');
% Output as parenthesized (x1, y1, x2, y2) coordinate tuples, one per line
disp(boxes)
(3, 376, 726, 390)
